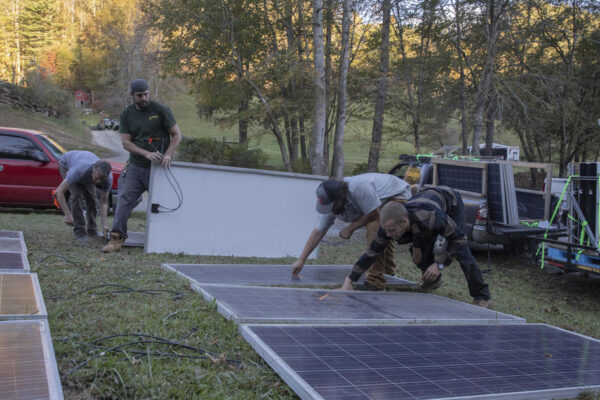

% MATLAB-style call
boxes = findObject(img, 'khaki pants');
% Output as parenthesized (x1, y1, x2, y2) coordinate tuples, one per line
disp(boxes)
(365, 219, 396, 289)
(363, 198, 405, 289)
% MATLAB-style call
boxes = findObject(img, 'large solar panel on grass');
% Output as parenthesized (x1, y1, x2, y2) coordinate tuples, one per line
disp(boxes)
(197, 285, 524, 325)
(163, 264, 417, 290)
(241, 323, 600, 400)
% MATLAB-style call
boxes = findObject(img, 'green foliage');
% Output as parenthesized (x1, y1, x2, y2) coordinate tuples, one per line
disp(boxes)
(351, 162, 371, 175)
(177, 137, 268, 169)
(19, 70, 77, 118)
(291, 159, 312, 174)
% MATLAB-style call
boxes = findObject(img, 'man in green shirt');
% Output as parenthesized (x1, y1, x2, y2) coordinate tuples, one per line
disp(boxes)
(103, 79, 183, 252)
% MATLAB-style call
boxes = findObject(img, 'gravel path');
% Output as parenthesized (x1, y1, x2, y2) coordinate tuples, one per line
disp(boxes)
(91, 130, 129, 162)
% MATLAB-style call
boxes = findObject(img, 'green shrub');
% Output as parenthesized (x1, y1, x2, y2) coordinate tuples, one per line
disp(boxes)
(351, 162, 371, 175)
(177, 137, 268, 169)
(22, 70, 77, 118)
(224, 144, 268, 169)
(291, 159, 312, 174)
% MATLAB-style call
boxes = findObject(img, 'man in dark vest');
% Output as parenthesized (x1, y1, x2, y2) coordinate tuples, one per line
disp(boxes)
(341, 186, 491, 308)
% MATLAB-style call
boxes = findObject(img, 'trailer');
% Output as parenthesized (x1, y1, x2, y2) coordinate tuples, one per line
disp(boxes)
(531, 162, 600, 276)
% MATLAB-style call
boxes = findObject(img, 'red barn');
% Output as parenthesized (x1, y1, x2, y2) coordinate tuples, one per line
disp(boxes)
(74, 89, 91, 108)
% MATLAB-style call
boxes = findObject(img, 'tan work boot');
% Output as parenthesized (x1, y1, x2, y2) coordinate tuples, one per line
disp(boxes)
(102, 233, 124, 253)
(473, 298, 491, 309)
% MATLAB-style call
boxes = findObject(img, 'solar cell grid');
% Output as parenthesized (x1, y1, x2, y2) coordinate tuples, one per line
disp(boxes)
(437, 165, 482, 193)
(0, 231, 23, 239)
(242, 324, 600, 400)
(164, 264, 417, 289)
(0, 321, 62, 400)
(0, 252, 28, 271)
(0, 238, 26, 253)
(0, 273, 46, 319)
(198, 285, 524, 325)
(486, 163, 505, 223)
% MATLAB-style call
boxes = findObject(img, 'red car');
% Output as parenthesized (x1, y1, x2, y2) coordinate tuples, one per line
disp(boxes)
(0, 127, 123, 210)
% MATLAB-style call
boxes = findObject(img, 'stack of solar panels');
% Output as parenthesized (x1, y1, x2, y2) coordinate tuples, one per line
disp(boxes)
(487, 162, 519, 225)
(0, 230, 64, 400)
(501, 163, 519, 224)
(163, 262, 600, 400)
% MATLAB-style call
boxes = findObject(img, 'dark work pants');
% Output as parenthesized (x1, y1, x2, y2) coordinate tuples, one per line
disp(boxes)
(414, 192, 490, 301)
(60, 166, 98, 237)
(111, 163, 150, 239)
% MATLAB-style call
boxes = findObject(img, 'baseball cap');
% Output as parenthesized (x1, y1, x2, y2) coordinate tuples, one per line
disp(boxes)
(130, 78, 149, 93)
(315, 179, 344, 214)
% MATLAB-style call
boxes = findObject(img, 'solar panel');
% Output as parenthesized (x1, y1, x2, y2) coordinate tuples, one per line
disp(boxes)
(0, 273, 47, 320)
(0, 230, 23, 239)
(0, 320, 63, 400)
(0, 252, 30, 272)
(241, 323, 600, 400)
(163, 264, 417, 290)
(196, 285, 524, 325)
(437, 164, 482, 193)
(123, 231, 145, 248)
(516, 191, 545, 220)
(487, 163, 505, 223)
(0, 238, 27, 253)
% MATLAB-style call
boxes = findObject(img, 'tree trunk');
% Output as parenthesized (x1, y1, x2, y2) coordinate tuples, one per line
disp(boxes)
(310, 0, 327, 175)
(484, 95, 496, 156)
(300, 117, 308, 161)
(367, 0, 391, 172)
(238, 97, 248, 144)
(323, 0, 333, 167)
(244, 76, 292, 171)
(331, 0, 351, 179)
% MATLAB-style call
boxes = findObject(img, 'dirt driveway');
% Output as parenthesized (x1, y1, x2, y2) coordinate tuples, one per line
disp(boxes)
(91, 130, 128, 162)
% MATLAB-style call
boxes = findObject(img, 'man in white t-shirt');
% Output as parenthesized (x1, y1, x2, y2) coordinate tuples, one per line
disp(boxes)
(292, 173, 411, 290)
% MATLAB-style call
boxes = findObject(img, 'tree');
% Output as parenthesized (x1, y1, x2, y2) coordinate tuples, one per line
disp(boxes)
(367, 0, 391, 171)
(331, 0, 352, 178)
(310, 0, 328, 175)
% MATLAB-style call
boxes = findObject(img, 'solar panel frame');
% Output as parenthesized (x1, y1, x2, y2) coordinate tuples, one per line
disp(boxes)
(0, 237, 27, 253)
(241, 323, 600, 400)
(0, 230, 24, 239)
(0, 319, 64, 400)
(0, 251, 30, 272)
(196, 284, 525, 325)
(162, 263, 418, 290)
(0, 273, 48, 320)
(123, 231, 145, 248)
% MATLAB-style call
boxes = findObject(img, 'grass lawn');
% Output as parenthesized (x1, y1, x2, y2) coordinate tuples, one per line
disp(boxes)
(1, 210, 599, 399)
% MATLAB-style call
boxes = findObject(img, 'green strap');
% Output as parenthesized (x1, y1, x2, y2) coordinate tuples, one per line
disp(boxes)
(538, 175, 578, 269)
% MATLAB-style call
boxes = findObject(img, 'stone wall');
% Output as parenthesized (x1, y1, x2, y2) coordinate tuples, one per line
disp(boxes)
(0, 81, 59, 117)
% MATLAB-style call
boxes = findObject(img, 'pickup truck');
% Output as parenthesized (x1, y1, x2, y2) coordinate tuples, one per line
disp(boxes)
(0, 127, 123, 211)
(388, 154, 561, 250)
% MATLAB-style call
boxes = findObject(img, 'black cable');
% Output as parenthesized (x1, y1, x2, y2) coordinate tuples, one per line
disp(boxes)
(147, 141, 184, 213)
(157, 167, 183, 213)
(66, 333, 243, 374)
(49, 283, 183, 301)
(33, 254, 84, 270)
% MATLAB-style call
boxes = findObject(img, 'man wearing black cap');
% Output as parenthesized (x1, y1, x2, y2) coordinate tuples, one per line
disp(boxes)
(292, 173, 411, 290)
(103, 78, 182, 252)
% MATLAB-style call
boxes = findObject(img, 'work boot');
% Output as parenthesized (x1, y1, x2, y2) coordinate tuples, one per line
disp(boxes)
(420, 276, 443, 292)
(353, 281, 384, 291)
(473, 298, 491, 309)
(102, 233, 124, 253)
